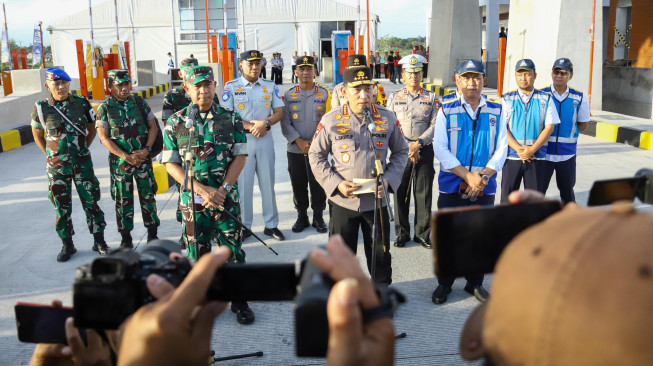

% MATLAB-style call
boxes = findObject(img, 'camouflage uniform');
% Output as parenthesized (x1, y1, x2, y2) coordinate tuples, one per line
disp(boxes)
(96, 95, 160, 233)
(31, 95, 106, 239)
(162, 59, 221, 223)
(162, 101, 248, 262)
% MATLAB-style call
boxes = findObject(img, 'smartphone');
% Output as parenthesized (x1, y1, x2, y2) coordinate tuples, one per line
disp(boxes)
(15, 302, 86, 345)
(206, 263, 299, 302)
(588, 177, 645, 206)
(432, 201, 562, 278)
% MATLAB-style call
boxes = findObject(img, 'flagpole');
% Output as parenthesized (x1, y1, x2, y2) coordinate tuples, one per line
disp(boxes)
(38, 21, 45, 68)
(3, 2, 11, 70)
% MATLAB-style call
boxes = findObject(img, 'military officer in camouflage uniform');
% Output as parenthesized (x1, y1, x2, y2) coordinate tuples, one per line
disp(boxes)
(96, 69, 160, 249)
(162, 66, 254, 324)
(309, 66, 408, 285)
(331, 54, 387, 109)
(162, 58, 221, 248)
(31, 68, 108, 262)
(281, 55, 331, 233)
(387, 54, 440, 249)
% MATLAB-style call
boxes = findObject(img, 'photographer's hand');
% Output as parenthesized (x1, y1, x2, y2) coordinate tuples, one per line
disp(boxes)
(311, 235, 395, 366)
(117, 247, 230, 366)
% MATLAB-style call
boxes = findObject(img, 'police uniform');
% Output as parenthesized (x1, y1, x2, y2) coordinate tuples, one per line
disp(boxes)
(432, 59, 508, 303)
(309, 67, 409, 285)
(162, 59, 221, 227)
(162, 66, 255, 325)
(96, 69, 160, 248)
(31, 68, 107, 262)
(387, 54, 440, 248)
(281, 56, 331, 233)
(540, 58, 590, 204)
(501, 59, 559, 203)
(331, 55, 386, 109)
(221, 50, 285, 237)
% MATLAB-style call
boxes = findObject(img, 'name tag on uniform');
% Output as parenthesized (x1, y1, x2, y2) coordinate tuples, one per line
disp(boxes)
(448, 127, 462, 132)
(236, 96, 248, 102)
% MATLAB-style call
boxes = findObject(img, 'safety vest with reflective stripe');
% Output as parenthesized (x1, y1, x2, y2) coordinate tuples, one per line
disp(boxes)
(541, 86, 583, 157)
(503, 89, 550, 159)
(438, 99, 502, 194)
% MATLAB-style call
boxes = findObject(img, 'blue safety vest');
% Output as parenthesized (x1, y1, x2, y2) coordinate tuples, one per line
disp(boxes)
(503, 89, 551, 159)
(438, 99, 502, 194)
(541, 86, 583, 157)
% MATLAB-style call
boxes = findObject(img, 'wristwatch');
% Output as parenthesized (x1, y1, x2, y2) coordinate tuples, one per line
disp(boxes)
(481, 174, 490, 183)
(222, 182, 232, 192)
(265, 118, 272, 131)
(417, 138, 424, 147)
(144, 146, 152, 154)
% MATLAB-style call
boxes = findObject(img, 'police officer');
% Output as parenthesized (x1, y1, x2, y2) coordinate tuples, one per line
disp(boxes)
(331, 55, 387, 109)
(309, 66, 408, 285)
(540, 58, 590, 204)
(270, 52, 284, 85)
(31, 68, 108, 262)
(162, 58, 221, 247)
(432, 60, 508, 304)
(161, 65, 253, 324)
(281, 55, 331, 233)
(221, 50, 285, 241)
(387, 54, 440, 249)
(96, 69, 160, 249)
(500, 59, 559, 203)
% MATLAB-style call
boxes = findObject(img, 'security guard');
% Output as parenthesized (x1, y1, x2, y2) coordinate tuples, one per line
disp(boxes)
(96, 69, 160, 249)
(331, 54, 387, 109)
(161, 66, 253, 324)
(162, 57, 221, 246)
(31, 68, 108, 262)
(387, 54, 440, 249)
(541, 58, 590, 204)
(500, 59, 559, 203)
(281, 55, 331, 233)
(309, 66, 408, 285)
(221, 50, 285, 241)
(432, 59, 508, 304)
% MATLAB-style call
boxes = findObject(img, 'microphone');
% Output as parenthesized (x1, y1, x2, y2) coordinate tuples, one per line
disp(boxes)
(185, 104, 200, 129)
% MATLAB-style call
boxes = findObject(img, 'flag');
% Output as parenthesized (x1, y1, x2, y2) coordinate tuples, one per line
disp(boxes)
(1, 22, 8, 65)
(32, 25, 42, 66)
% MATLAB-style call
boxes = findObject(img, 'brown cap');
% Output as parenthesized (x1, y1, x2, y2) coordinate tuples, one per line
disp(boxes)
(483, 203, 653, 365)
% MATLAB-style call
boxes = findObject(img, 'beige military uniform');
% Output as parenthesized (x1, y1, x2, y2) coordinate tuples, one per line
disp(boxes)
(386, 87, 440, 144)
(308, 103, 408, 212)
(281, 84, 332, 153)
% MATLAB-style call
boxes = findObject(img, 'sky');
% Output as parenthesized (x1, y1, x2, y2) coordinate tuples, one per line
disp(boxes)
(5, 0, 431, 47)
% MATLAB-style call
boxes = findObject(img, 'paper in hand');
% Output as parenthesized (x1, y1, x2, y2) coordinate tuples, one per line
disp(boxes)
(352, 178, 376, 195)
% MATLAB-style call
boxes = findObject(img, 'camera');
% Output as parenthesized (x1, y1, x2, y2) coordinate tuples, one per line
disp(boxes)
(73, 240, 362, 357)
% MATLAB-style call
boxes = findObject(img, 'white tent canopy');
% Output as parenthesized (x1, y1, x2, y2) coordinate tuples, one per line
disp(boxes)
(50, 0, 378, 84)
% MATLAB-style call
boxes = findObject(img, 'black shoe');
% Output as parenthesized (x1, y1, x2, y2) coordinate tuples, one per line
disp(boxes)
(179, 235, 186, 250)
(414, 236, 432, 249)
(92, 232, 110, 256)
(312, 212, 328, 233)
(231, 301, 255, 325)
(292, 213, 310, 233)
(147, 227, 159, 243)
(431, 285, 452, 304)
(242, 230, 252, 240)
(394, 235, 410, 248)
(263, 227, 285, 241)
(464, 284, 489, 303)
(57, 238, 77, 262)
(119, 231, 133, 249)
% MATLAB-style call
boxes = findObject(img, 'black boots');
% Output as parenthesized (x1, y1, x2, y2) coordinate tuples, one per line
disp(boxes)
(91, 232, 110, 256)
(312, 211, 327, 233)
(57, 237, 76, 262)
(119, 231, 133, 249)
(147, 226, 159, 243)
(292, 210, 310, 233)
